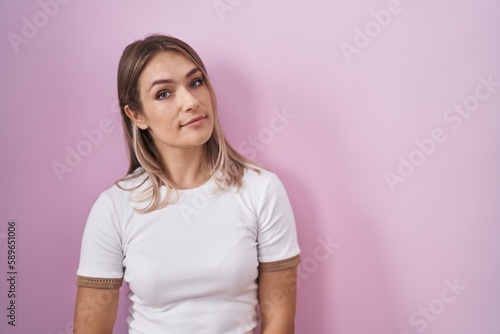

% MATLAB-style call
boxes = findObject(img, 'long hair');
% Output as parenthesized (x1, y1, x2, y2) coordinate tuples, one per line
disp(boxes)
(116, 34, 258, 213)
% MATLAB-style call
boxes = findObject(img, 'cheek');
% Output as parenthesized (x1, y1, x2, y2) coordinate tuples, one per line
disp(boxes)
(148, 116, 179, 139)
(200, 89, 213, 107)
(149, 112, 178, 129)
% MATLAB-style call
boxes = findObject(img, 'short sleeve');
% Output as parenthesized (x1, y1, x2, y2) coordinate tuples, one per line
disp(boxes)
(256, 173, 301, 272)
(76, 193, 124, 288)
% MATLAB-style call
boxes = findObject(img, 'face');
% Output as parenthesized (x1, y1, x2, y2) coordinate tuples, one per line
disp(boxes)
(126, 51, 214, 154)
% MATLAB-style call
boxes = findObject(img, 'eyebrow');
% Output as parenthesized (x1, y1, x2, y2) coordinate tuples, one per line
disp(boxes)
(147, 68, 201, 92)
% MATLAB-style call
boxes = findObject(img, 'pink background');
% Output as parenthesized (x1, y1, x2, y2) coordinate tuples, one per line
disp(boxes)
(1, 0, 500, 333)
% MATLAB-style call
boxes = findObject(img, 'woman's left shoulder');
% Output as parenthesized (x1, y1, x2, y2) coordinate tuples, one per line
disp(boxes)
(243, 164, 271, 180)
(242, 164, 284, 191)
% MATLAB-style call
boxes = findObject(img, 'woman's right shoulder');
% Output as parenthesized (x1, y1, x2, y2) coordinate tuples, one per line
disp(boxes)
(86, 171, 148, 224)
(98, 169, 149, 204)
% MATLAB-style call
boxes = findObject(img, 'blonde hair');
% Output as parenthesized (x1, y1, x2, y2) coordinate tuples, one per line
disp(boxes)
(116, 34, 258, 213)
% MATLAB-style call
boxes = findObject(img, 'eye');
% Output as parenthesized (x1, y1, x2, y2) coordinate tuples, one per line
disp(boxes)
(157, 90, 171, 100)
(190, 78, 204, 88)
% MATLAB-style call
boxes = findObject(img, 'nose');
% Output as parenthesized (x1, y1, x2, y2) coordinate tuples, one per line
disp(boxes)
(178, 86, 199, 112)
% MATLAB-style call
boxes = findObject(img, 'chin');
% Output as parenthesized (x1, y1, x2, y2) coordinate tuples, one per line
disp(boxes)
(190, 132, 213, 147)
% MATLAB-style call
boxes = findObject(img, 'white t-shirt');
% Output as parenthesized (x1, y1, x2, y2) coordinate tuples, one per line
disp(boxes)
(76, 167, 301, 334)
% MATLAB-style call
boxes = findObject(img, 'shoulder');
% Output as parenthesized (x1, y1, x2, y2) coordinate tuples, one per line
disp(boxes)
(92, 170, 148, 211)
(242, 165, 280, 188)
(243, 165, 277, 184)
(240, 165, 289, 202)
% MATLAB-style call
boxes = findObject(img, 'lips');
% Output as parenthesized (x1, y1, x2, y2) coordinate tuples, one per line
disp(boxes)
(181, 115, 206, 127)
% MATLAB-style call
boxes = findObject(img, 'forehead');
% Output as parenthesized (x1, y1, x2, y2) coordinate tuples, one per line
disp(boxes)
(139, 51, 198, 85)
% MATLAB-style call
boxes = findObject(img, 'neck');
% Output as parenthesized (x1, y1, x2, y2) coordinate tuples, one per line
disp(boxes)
(159, 145, 208, 189)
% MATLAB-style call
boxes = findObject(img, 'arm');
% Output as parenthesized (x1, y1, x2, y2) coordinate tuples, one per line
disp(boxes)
(258, 267, 298, 334)
(73, 287, 119, 334)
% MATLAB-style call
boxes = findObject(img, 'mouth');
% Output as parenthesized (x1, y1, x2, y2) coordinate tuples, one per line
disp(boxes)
(181, 115, 207, 127)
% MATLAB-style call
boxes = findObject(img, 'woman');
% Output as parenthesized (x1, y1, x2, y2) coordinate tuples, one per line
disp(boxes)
(74, 34, 301, 334)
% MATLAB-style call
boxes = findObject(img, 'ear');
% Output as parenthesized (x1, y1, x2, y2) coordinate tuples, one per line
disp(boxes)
(124, 105, 148, 129)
